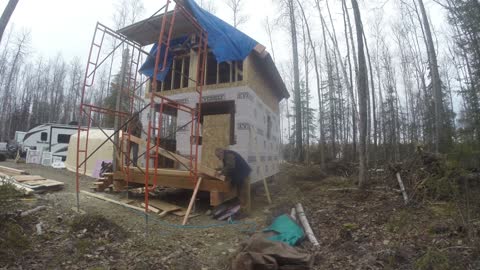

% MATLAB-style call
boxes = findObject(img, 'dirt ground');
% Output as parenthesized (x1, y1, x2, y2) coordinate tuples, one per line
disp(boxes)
(1, 160, 480, 269)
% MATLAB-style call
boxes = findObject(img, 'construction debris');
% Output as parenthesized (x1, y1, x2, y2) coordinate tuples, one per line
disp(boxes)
(20, 205, 47, 217)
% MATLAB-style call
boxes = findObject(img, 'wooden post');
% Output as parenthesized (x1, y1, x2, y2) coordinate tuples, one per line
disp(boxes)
(295, 203, 319, 247)
(241, 176, 252, 214)
(395, 172, 408, 205)
(182, 177, 203, 225)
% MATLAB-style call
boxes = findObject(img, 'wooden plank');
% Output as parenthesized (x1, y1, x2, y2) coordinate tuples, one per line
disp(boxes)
(141, 203, 160, 213)
(80, 191, 146, 212)
(171, 209, 188, 216)
(23, 179, 64, 188)
(172, 209, 199, 218)
(183, 177, 203, 225)
(148, 199, 181, 212)
(128, 135, 225, 181)
(13, 175, 46, 182)
(0, 165, 27, 176)
(125, 167, 191, 177)
(112, 171, 231, 192)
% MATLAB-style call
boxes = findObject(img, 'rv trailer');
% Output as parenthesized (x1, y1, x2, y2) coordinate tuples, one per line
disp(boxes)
(22, 124, 78, 161)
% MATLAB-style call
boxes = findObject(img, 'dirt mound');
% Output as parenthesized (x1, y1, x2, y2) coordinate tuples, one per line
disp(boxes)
(70, 213, 128, 240)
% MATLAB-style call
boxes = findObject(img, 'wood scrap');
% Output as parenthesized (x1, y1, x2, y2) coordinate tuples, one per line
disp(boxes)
(36, 223, 43, 235)
(13, 175, 45, 182)
(295, 203, 320, 247)
(149, 199, 181, 213)
(396, 172, 409, 205)
(141, 203, 160, 213)
(183, 177, 203, 225)
(80, 191, 145, 212)
(20, 206, 47, 217)
(171, 209, 199, 218)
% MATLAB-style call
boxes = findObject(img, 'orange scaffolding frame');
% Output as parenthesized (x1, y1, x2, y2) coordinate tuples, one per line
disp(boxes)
(75, 0, 209, 223)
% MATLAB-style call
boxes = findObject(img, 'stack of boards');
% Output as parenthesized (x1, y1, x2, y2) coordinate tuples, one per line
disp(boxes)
(0, 165, 64, 194)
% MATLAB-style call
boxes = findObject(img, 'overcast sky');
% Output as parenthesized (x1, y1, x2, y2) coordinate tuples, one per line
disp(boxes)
(2, 0, 451, 140)
(1, 0, 284, 61)
(1, 0, 447, 66)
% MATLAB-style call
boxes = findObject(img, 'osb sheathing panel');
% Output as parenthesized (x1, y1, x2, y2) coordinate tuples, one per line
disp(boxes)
(243, 54, 280, 113)
(201, 114, 231, 169)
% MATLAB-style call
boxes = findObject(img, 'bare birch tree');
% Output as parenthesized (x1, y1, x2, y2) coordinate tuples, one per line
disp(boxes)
(224, 0, 248, 28)
(0, 0, 19, 44)
(351, 0, 368, 188)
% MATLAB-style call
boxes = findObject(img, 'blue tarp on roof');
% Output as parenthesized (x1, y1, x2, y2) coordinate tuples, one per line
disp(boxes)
(139, 36, 189, 81)
(184, 0, 258, 63)
(139, 0, 258, 81)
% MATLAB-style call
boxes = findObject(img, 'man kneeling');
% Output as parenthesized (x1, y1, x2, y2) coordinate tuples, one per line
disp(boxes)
(214, 148, 252, 214)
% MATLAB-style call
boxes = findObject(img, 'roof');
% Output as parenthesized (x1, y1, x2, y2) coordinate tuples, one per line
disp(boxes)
(117, 3, 289, 100)
(118, 11, 191, 46)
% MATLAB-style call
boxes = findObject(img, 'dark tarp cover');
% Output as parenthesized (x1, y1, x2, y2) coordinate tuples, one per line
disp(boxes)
(184, 0, 258, 63)
(139, 0, 258, 81)
(138, 36, 189, 81)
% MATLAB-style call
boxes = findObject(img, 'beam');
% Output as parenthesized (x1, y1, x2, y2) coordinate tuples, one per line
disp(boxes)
(113, 171, 230, 192)
(81, 190, 145, 212)
(128, 135, 225, 181)
(254, 44, 268, 58)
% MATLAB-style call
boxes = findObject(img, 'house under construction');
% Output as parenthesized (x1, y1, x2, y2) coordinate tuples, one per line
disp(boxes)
(74, 0, 289, 218)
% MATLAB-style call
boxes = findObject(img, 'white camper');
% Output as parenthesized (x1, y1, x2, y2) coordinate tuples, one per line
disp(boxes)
(14, 131, 26, 144)
(22, 124, 78, 161)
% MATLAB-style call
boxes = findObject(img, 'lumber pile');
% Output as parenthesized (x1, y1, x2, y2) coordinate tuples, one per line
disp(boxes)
(0, 166, 64, 193)
(12, 175, 64, 192)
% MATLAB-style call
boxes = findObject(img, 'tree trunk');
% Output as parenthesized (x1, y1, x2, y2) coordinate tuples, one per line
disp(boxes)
(0, 0, 19, 44)
(302, 22, 310, 164)
(417, 0, 444, 153)
(351, 0, 368, 188)
(287, 0, 303, 162)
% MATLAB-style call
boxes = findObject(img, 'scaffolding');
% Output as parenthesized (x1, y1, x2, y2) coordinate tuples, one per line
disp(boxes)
(75, 0, 208, 224)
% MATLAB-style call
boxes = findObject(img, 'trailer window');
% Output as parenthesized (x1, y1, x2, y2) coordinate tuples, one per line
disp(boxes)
(41, 132, 48, 141)
(57, 134, 71, 144)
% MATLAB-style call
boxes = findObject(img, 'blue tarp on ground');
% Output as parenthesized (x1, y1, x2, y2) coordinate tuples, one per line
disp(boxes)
(139, 0, 258, 81)
(264, 214, 305, 246)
